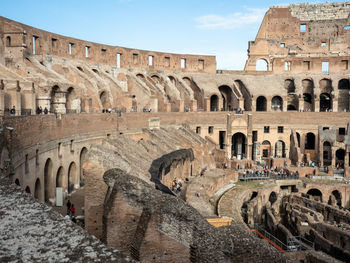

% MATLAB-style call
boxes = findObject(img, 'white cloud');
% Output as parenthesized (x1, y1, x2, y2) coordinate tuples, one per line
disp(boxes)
(195, 8, 266, 30)
(215, 51, 248, 70)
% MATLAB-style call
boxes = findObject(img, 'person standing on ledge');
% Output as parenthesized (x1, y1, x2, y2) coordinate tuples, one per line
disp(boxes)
(66, 200, 71, 215)
(70, 204, 76, 217)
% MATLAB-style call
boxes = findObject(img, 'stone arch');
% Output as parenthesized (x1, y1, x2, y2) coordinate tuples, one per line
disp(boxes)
(232, 132, 247, 159)
(219, 85, 236, 111)
(323, 141, 332, 166)
(285, 79, 295, 93)
(0, 147, 9, 170)
(167, 75, 176, 85)
(320, 93, 332, 112)
(183, 77, 203, 110)
(210, 94, 219, 111)
(56, 166, 65, 189)
(307, 188, 323, 202)
(256, 58, 268, 71)
(66, 87, 80, 113)
(262, 140, 271, 158)
(136, 73, 145, 79)
(15, 178, 20, 186)
(275, 140, 286, 158)
(338, 79, 350, 112)
(271, 96, 283, 111)
(25, 186, 31, 194)
(256, 96, 267, 111)
(44, 158, 53, 202)
(151, 74, 160, 83)
(336, 148, 345, 167)
(80, 147, 88, 186)
(68, 162, 78, 193)
(34, 178, 41, 200)
(269, 191, 277, 205)
(302, 79, 314, 111)
(235, 80, 252, 111)
(6, 36, 11, 47)
(99, 91, 108, 109)
(305, 132, 315, 150)
(329, 190, 342, 207)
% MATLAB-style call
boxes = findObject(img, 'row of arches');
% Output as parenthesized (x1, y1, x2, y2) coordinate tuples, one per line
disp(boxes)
(17, 147, 88, 203)
(307, 188, 343, 207)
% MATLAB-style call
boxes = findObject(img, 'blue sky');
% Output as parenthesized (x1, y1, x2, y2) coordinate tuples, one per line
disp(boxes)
(1, 0, 342, 69)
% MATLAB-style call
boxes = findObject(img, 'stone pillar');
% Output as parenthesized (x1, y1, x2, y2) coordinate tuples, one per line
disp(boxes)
(226, 114, 232, 158)
(331, 147, 336, 167)
(247, 113, 253, 160)
(332, 96, 338, 112)
(300, 133, 305, 154)
(283, 97, 288, 112)
(314, 98, 320, 112)
(267, 98, 272, 112)
(51, 91, 67, 114)
(251, 97, 256, 112)
(299, 97, 304, 111)
(239, 98, 244, 110)
(345, 150, 349, 167)
(177, 99, 184, 112)
(190, 99, 197, 112)
(319, 142, 324, 167)
(0, 89, 4, 116)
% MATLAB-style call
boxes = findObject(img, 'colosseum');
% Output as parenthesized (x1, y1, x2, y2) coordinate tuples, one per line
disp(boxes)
(1, 2, 350, 263)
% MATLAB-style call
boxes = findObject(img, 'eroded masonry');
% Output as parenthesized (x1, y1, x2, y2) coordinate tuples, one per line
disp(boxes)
(1, 2, 350, 263)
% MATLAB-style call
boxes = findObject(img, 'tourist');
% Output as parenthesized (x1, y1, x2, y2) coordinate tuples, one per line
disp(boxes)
(66, 200, 71, 215)
(44, 107, 48, 114)
(72, 216, 77, 223)
(10, 106, 16, 116)
(70, 204, 76, 217)
(64, 214, 70, 220)
(36, 106, 42, 114)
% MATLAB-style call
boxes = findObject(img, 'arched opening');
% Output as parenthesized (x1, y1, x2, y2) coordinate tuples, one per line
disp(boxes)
(275, 140, 286, 158)
(305, 133, 315, 150)
(136, 73, 145, 79)
(34, 178, 41, 200)
(256, 59, 268, 71)
(323, 141, 332, 166)
(287, 105, 297, 111)
(329, 190, 342, 207)
(99, 91, 108, 109)
(56, 166, 64, 189)
(15, 179, 20, 186)
(338, 79, 350, 112)
(235, 80, 252, 111)
(25, 186, 31, 194)
(232, 133, 246, 159)
(151, 75, 160, 83)
(182, 77, 191, 86)
(80, 147, 88, 187)
(0, 147, 9, 170)
(302, 79, 314, 111)
(256, 96, 267, 111)
(68, 162, 77, 193)
(320, 93, 332, 112)
(307, 188, 322, 202)
(262, 140, 271, 158)
(167, 76, 176, 85)
(185, 77, 204, 110)
(219, 85, 235, 111)
(269, 192, 277, 205)
(66, 87, 79, 113)
(6, 36, 11, 47)
(285, 79, 295, 93)
(44, 158, 53, 202)
(210, 95, 219, 111)
(271, 96, 283, 111)
(335, 149, 345, 168)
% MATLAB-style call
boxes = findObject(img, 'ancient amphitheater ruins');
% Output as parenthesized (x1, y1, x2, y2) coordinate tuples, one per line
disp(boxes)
(2, 2, 350, 262)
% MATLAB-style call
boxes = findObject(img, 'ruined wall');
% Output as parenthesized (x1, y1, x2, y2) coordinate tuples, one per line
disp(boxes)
(245, 2, 350, 74)
(0, 16, 216, 73)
